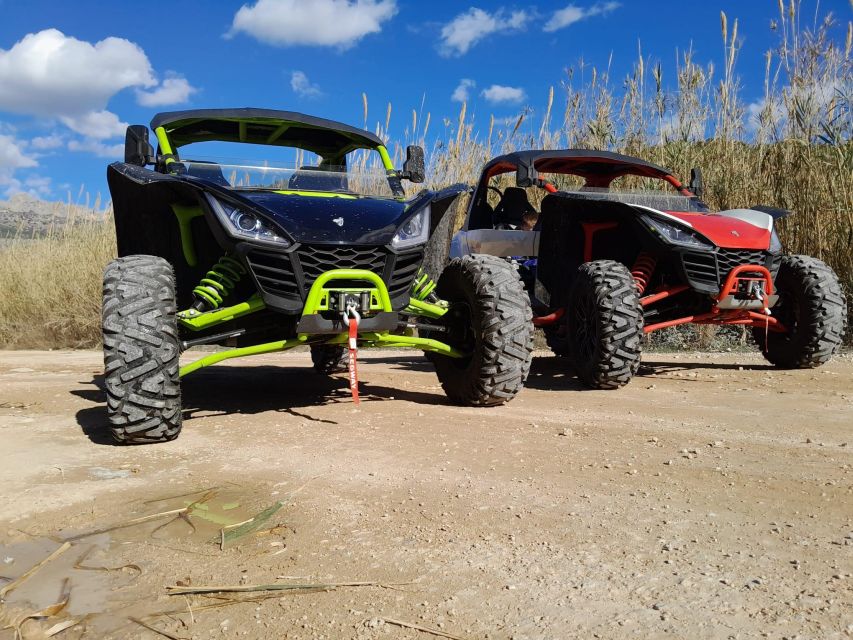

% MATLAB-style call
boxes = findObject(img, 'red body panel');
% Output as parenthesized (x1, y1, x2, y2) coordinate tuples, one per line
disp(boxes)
(666, 212, 771, 250)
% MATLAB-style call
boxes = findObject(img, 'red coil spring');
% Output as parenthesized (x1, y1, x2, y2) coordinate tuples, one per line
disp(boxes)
(631, 253, 656, 295)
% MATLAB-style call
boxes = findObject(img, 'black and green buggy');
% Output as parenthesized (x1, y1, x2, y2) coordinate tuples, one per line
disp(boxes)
(104, 108, 533, 443)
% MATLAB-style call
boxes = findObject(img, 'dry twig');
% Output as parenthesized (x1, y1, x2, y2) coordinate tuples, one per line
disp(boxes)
(377, 617, 468, 640)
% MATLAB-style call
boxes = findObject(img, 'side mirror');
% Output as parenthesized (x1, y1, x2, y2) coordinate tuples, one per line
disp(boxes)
(124, 125, 154, 166)
(688, 167, 704, 199)
(400, 145, 425, 183)
(516, 162, 538, 188)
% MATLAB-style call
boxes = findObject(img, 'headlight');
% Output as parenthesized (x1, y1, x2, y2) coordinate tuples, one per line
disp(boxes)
(207, 195, 290, 246)
(392, 205, 430, 249)
(643, 215, 713, 250)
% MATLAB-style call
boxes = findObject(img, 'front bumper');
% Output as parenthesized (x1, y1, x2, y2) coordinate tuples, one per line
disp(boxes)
(234, 242, 424, 313)
(679, 248, 782, 296)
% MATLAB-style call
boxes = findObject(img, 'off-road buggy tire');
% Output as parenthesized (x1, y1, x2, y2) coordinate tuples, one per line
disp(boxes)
(102, 255, 182, 444)
(311, 344, 349, 374)
(753, 255, 847, 368)
(428, 254, 533, 405)
(567, 260, 643, 389)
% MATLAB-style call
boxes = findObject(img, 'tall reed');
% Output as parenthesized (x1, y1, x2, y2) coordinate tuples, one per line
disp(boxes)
(0, 1, 849, 349)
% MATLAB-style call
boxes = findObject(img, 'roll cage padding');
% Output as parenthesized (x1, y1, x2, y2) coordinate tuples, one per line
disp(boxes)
(150, 108, 384, 158)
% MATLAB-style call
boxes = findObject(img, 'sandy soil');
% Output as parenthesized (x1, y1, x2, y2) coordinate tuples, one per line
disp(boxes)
(0, 348, 850, 639)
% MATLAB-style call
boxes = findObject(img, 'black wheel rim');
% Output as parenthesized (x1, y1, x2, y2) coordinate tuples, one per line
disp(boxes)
(441, 301, 476, 366)
(573, 292, 599, 361)
(774, 285, 800, 343)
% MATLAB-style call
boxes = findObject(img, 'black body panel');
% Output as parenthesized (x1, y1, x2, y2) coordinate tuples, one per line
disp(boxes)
(108, 161, 466, 318)
(237, 191, 407, 244)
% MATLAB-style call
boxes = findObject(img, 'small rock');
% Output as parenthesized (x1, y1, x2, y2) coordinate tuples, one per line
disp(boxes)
(2, 556, 13, 564)
(559, 428, 573, 437)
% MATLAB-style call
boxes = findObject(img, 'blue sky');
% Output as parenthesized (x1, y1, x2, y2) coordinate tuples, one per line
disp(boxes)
(0, 0, 849, 203)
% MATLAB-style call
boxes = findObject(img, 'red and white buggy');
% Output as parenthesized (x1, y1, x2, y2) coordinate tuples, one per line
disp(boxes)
(449, 149, 847, 388)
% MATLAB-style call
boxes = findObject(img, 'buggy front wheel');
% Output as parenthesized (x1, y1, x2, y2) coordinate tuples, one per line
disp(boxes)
(102, 255, 182, 444)
(753, 255, 846, 368)
(428, 255, 534, 405)
(566, 260, 643, 389)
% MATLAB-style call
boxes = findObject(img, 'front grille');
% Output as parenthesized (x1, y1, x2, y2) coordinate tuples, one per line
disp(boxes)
(717, 249, 768, 279)
(244, 244, 423, 307)
(297, 246, 386, 287)
(388, 249, 424, 299)
(681, 248, 772, 293)
(682, 251, 718, 286)
(245, 249, 300, 299)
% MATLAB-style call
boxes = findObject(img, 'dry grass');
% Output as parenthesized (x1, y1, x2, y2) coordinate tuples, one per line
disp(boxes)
(0, 1, 849, 349)
(0, 206, 114, 348)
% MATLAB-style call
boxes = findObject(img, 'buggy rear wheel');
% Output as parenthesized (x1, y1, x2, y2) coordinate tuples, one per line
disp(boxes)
(311, 344, 349, 374)
(754, 255, 846, 368)
(567, 260, 643, 389)
(102, 255, 182, 444)
(429, 255, 533, 405)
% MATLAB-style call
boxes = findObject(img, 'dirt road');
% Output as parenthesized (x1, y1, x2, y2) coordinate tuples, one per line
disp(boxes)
(0, 349, 851, 639)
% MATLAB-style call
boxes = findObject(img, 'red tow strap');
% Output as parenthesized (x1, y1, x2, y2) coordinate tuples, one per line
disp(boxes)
(347, 315, 360, 404)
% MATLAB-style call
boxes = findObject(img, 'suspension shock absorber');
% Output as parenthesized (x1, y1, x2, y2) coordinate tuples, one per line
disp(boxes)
(191, 255, 246, 311)
(411, 268, 439, 302)
(631, 253, 657, 295)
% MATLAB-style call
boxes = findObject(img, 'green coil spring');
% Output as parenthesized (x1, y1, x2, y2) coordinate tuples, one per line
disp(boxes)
(192, 255, 246, 311)
(411, 268, 438, 302)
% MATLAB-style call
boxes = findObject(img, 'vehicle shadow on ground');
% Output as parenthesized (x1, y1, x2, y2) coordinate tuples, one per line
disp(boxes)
(72, 364, 450, 445)
(639, 358, 775, 374)
(366, 353, 595, 391)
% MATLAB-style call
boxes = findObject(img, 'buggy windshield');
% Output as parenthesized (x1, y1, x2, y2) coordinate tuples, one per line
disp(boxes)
(549, 187, 708, 212)
(179, 161, 396, 198)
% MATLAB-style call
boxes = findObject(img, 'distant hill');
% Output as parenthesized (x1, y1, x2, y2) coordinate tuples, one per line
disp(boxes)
(0, 194, 109, 242)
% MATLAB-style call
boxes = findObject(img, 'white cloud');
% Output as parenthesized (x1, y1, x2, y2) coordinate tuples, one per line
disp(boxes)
(136, 73, 197, 107)
(0, 133, 37, 170)
(30, 134, 64, 150)
(451, 78, 476, 102)
(229, 0, 397, 48)
(60, 110, 127, 140)
(0, 29, 155, 117)
(543, 2, 620, 33)
(67, 138, 124, 158)
(0, 29, 197, 164)
(290, 70, 322, 97)
(481, 84, 526, 104)
(0, 133, 38, 198)
(24, 175, 52, 196)
(439, 7, 529, 57)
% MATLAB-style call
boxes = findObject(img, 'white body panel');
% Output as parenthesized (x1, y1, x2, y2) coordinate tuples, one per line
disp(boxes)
(450, 229, 539, 259)
(713, 208, 774, 231)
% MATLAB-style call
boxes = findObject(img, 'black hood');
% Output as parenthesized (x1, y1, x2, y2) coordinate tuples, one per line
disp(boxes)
(236, 192, 414, 245)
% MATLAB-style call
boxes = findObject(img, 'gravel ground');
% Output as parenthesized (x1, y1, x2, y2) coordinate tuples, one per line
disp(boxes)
(0, 348, 850, 639)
